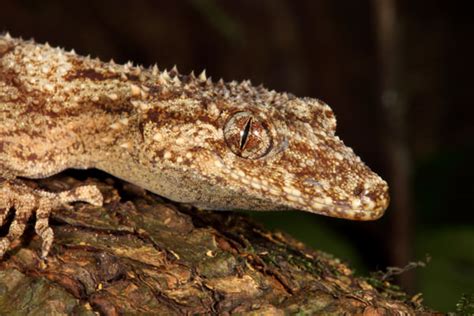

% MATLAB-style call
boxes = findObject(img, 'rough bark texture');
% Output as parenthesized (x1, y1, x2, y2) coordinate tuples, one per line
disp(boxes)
(0, 174, 438, 315)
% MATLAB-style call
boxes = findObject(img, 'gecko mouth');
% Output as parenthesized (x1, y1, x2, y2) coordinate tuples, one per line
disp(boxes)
(301, 177, 389, 220)
(304, 192, 388, 220)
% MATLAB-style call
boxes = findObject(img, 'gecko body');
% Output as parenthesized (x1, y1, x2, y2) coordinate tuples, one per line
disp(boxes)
(0, 34, 389, 258)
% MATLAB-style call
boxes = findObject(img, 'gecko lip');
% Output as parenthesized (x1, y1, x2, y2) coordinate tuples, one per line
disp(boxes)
(301, 177, 389, 220)
(304, 197, 387, 220)
(303, 199, 386, 220)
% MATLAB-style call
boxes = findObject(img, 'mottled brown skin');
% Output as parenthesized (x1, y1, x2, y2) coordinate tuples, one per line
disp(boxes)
(0, 34, 389, 258)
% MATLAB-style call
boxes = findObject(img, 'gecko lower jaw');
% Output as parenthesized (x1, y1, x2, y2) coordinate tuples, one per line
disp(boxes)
(301, 178, 389, 220)
(303, 197, 386, 221)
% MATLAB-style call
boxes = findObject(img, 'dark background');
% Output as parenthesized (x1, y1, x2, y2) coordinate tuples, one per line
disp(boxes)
(1, 0, 473, 312)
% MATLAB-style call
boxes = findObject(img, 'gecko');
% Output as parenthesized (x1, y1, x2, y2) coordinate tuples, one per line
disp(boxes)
(0, 33, 389, 258)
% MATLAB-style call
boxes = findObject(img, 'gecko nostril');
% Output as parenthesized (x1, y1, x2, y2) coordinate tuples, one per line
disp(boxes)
(353, 185, 364, 196)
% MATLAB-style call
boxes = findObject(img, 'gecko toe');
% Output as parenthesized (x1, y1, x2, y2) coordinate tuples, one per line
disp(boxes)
(0, 180, 104, 258)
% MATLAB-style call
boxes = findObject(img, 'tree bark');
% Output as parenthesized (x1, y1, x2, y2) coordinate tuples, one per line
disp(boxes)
(0, 174, 438, 315)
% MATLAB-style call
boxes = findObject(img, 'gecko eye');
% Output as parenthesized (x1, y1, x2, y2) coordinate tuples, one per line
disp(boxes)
(224, 111, 272, 159)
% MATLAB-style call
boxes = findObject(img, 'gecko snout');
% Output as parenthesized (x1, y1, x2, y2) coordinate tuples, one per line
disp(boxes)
(356, 180, 390, 215)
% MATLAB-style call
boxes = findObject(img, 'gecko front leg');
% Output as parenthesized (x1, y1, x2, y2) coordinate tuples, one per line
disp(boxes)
(0, 180, 103, 258)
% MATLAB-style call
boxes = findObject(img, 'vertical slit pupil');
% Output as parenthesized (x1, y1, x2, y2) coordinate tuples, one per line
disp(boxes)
(240, 117, 252, 150)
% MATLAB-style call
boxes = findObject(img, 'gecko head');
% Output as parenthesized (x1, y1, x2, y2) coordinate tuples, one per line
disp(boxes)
(215, 89, 389, 220)
(141, 77, 389, 220)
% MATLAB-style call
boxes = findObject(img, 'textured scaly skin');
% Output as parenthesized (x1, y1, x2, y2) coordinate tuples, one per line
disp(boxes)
(0, 34, 389, 257)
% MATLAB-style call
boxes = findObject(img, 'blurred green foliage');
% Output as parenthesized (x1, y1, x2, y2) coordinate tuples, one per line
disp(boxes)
(416, 227, 474, 312)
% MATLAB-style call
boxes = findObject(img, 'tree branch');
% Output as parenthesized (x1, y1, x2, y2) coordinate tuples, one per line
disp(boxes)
(0, 174, 437, 315)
